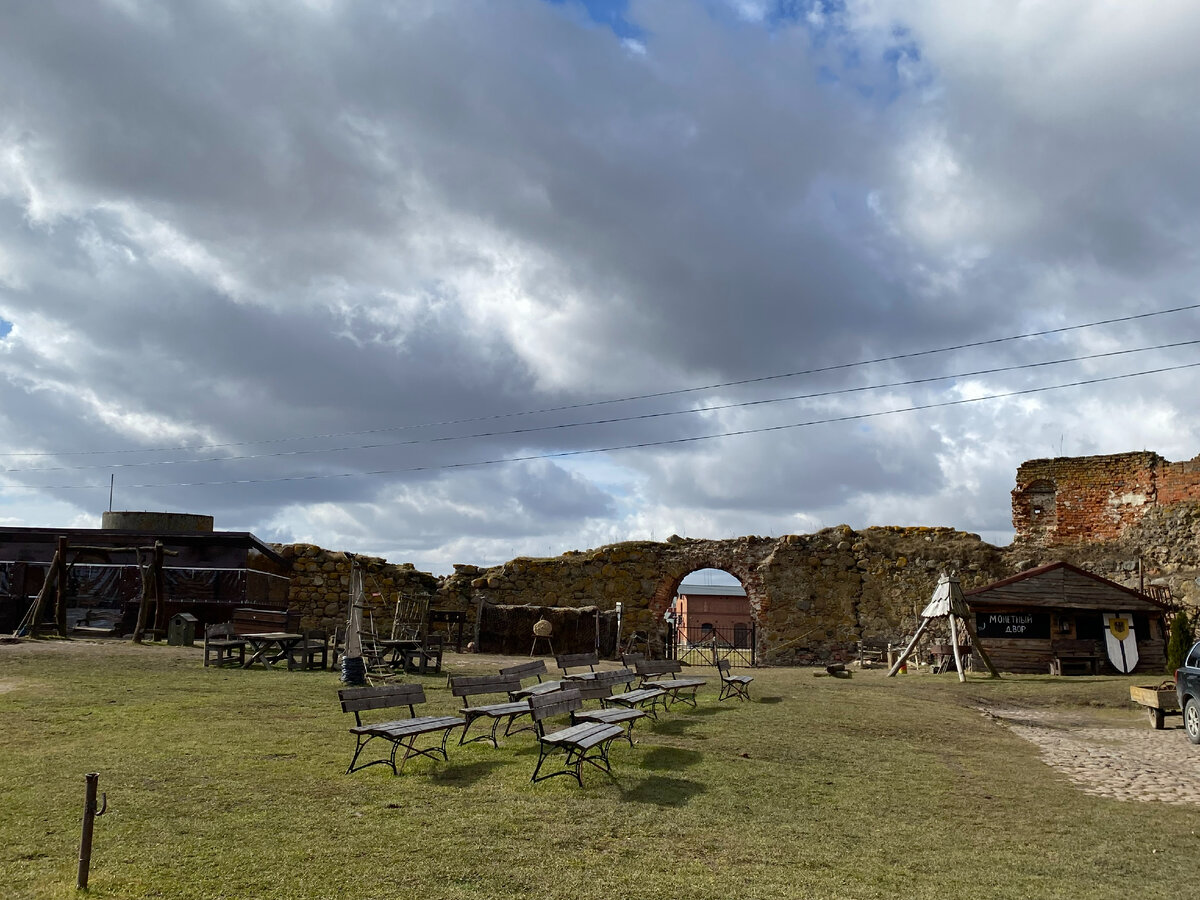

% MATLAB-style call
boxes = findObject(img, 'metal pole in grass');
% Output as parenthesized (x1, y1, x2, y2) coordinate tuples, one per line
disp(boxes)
(77, 772, 106, 891)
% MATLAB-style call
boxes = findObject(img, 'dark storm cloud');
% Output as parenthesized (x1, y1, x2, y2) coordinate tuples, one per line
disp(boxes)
(0, 1, 1198, 571)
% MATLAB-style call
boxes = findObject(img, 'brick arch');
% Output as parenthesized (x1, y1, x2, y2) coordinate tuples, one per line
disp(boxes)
(645, 544, 772, 659)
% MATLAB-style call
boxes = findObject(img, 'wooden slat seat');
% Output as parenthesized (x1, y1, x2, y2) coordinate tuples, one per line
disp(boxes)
(529, 689, 624, 786)
(602, 686, 666, 720)
(450, 674, 534, 747)
(203, 624, 246, 668)
(338, 684, 465, 775)
(716, 658, 754, 701)
(634, 659, 707, 709)
(571, 681, 648, 748)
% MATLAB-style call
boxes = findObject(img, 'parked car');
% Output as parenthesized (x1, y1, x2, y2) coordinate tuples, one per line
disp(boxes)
(1175, 640, 1200, 744)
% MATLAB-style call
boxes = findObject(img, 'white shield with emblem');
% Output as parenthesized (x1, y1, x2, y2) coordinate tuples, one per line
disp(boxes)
(1103, 612, 1138, 673)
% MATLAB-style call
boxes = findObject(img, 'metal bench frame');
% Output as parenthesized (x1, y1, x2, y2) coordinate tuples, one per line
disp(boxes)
(339, 684, 465, 775)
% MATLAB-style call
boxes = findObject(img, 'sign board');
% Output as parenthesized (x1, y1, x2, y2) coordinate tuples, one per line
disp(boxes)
(975, 612, 1051, 640)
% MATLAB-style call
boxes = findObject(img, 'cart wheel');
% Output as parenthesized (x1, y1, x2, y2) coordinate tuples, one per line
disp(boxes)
(1148, 706, 1165, 730)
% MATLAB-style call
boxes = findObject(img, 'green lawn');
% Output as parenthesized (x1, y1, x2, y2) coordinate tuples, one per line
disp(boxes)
(0, 639, 1193, 900)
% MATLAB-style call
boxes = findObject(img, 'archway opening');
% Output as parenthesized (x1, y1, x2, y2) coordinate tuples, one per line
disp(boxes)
(671, 567, 755, 664)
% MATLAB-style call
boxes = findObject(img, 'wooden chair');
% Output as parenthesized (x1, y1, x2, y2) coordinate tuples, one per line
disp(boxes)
(404, 634, 444, 675)
(288, 629, 330, 671)
(203, 624, 246, 668)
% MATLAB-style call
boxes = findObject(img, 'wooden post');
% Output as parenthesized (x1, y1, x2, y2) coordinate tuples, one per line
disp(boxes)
(54, 536, 69, 636)
(132, 549, 152, 644)
(887, 616, 933, 676)
(27, 549, 62, 636)
(948, 614, 966, 683)
(959, 614, 1001, 679)
(77, 772, 105, 890)
(150, 542, 166, 638)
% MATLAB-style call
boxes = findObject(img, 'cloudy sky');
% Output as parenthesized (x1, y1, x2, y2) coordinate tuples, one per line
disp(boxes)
(2, 0, 1199, 575)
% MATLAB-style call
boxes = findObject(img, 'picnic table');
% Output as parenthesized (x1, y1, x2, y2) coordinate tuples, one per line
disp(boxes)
(379, 638, 421, 668)
(241, 632, 305, 670)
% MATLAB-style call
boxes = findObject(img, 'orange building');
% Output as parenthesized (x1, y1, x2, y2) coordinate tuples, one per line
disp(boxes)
(673, 582, 753, 648)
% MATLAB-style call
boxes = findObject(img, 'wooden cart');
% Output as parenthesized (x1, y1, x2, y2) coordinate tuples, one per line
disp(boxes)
(1129, 683, 1181, 730)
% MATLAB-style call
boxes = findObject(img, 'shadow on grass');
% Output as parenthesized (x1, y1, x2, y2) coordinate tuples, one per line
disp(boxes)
(755, 696, 784, 704)
(620, 774, 705, 807)
(649, 718, 706, 737)
(638, 746, 704, 770)
(427, 759, 509, 786)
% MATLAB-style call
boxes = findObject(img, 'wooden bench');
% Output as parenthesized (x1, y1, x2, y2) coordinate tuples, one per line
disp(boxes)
(203, 623, 246, 668)
(556, 652, 600, 679)
(231, 607, 301, 635)
(1050, 639, 1105, 676)
(569, 673, 646, 746)
(634, 658, 707, 709)
(338, 684, 465, 775)
(449, 674, 535, 747)
(529, 688, 624, 786)
(601, 668, 666, 720)
(716, 658, 753, 701)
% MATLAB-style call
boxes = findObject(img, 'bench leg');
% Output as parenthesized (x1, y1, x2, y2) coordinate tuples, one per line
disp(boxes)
(347, 734, 397, 776)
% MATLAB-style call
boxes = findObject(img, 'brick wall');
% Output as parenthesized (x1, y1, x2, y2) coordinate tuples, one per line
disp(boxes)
(1013, 450, 1200, 547)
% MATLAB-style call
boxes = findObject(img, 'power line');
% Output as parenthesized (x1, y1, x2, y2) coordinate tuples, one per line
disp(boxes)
(29, 359, 1200, 491)
(3, 337, 1197, 474)
(2, 300, 1198, 459)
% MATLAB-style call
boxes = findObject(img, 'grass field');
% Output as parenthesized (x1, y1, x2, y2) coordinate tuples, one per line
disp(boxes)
(0, 639, 1194, 900)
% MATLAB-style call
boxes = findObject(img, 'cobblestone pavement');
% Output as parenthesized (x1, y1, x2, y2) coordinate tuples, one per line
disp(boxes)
(982, 705, 1200, 805)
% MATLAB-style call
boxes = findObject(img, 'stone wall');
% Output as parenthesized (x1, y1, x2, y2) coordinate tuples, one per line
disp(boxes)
(269, 448, 1200, 664)
(275, 544, 443, 632)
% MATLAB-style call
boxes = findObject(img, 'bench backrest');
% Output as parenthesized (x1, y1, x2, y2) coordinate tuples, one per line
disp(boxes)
(231, 607, 301, 635)
(205, 623, 239, 641)
(529, 687, 582, 725)
(556, 652, 599, 674)
(1051, 638, 1102, 654)
(716, 658, 732, 677)
(597, 667, 635, 689)
(574, 679, 613, 703)
(499, 659, 547, 683)
(621, 652, 646, 667)
(449, 674, 523, 703)
(338, 684, 427, 723)
(635, 658, 682, 678)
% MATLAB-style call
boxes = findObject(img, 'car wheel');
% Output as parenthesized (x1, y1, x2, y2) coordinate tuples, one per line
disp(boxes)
(1185, 698, 1200, 745)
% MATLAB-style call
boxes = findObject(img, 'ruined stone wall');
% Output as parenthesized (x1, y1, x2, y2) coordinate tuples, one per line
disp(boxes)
(1010, 500, 1200, 611)
(437, 527, 1008, 663)
(273, 543, 443, 631)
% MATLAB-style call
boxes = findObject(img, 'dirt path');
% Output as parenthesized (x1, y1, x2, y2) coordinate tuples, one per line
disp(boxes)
(982, 705, 1200, 806)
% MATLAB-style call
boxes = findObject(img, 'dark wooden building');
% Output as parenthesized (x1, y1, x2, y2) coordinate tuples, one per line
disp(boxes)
(0, 515, 290, 635)
(964, 562, 1167, 675)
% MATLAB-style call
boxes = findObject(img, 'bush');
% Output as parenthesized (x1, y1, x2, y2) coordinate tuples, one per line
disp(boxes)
(1166, 609, 1193, 673)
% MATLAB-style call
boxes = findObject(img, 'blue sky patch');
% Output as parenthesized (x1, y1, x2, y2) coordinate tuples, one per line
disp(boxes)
(544, 0, 643, 41)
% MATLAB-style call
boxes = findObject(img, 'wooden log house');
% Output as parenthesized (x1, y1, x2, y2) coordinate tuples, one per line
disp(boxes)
(963, 561, 1168, 675)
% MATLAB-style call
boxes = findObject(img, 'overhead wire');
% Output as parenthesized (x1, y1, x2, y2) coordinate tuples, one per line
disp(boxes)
(3, 336, 1199, 474)
(27, 358, 1200, 490)
(1, 300, 1198, 459)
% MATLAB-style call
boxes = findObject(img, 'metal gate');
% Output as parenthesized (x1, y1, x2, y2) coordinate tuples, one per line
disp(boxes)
(666, 622, 756, 667)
